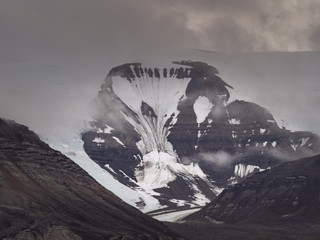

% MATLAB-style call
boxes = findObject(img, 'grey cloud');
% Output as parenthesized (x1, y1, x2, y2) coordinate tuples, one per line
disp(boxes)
(165, 0, 260, 13)
(0, 0, 320, 139)
(200, 17, 254, 52)
(182, 151, 234, 168)
(1, 0, 320, 65)
(310, 26, 320, 49)
(198, 151, 234, 168)
(268, 147, 320, 163)
(0, 0, 197, 64)
(165, 0, 320, 52)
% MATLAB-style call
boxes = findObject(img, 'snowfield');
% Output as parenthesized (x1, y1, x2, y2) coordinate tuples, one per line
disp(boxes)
(40, 126, 163, 213)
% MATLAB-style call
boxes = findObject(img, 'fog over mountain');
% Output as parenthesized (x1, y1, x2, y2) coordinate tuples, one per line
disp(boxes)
(1, 0, 320, 138)
(1, 51, 320, 139)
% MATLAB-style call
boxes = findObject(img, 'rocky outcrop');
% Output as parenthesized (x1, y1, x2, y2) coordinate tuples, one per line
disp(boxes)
(0, 118, 186, 240)
(187, 154, 320, 224)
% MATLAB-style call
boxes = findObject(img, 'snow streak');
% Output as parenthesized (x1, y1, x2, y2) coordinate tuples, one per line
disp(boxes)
(111, 65, 214, 194)
(112, 65, 191, 155)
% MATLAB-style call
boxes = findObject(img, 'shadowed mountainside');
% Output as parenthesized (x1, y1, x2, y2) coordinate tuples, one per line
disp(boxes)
(0, 118, 186, 240)
(166, 154, 320, 240)
(187, 154, 320, 224)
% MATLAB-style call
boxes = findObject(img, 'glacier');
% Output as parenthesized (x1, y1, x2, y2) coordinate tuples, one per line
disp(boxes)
(112, 65, 191, 155)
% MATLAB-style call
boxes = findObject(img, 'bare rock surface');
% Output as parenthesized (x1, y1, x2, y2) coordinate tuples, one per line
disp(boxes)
(0, 118, 186, 240)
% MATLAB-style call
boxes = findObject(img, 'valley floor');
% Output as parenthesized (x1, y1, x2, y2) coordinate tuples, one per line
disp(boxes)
(151, 208, 201, 222)
(166, 220, 320, 240)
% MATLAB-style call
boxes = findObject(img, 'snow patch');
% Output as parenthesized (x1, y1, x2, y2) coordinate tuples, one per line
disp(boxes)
(112, 136, 125, 147)
(104, 125, 114, 133)
(191, 190, 211, 206)
(135, 151, 177, 190)
(234, 164, 260, 178)
(197, 130, 201, 139)
(104, 164, 116, 174)
(232, 131, 237, 138)
(193, 96, 213, 124)
(260, 128, 266, 134)
(169, 199, 188, 207)
(300, 137, 310, 147)
(135, 151, 209, 191)
(96, 125, 113, 134)
(229, 118, 241, 125)
(92, 137, 105, 143)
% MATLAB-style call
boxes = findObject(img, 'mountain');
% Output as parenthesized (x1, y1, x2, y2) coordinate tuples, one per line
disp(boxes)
(186, 153, 320, 224)
(165, 154, 320, 240)
(0, 118, 186, 240)
(82, 60, 320, 212)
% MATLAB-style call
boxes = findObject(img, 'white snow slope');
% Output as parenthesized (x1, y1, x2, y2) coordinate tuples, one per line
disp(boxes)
(40, 125, 163, 213)
(111, 65, 218, 199)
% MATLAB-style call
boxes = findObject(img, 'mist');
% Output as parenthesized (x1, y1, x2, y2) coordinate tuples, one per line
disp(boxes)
(0, 0, 320, 138)
(182, 151, 235, 169)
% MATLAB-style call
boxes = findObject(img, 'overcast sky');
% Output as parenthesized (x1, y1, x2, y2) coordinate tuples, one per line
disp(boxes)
(0, 0, 320, 136)
(1, 0, 320, 58)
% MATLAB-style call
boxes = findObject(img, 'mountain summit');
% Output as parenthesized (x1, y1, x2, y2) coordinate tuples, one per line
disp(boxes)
(82, 61, 320, 212)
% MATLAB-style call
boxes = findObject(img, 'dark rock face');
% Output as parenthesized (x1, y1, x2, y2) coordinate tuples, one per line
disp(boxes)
(193, 100, 320, 186)
(82, 61, 320, 210)
(187, 154, 320, 224)
(0, 119, 185, 240)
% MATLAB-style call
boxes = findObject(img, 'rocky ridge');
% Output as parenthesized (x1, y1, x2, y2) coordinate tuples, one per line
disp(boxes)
(0, 118, 186, 240)
(186, 154, 320, 224)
